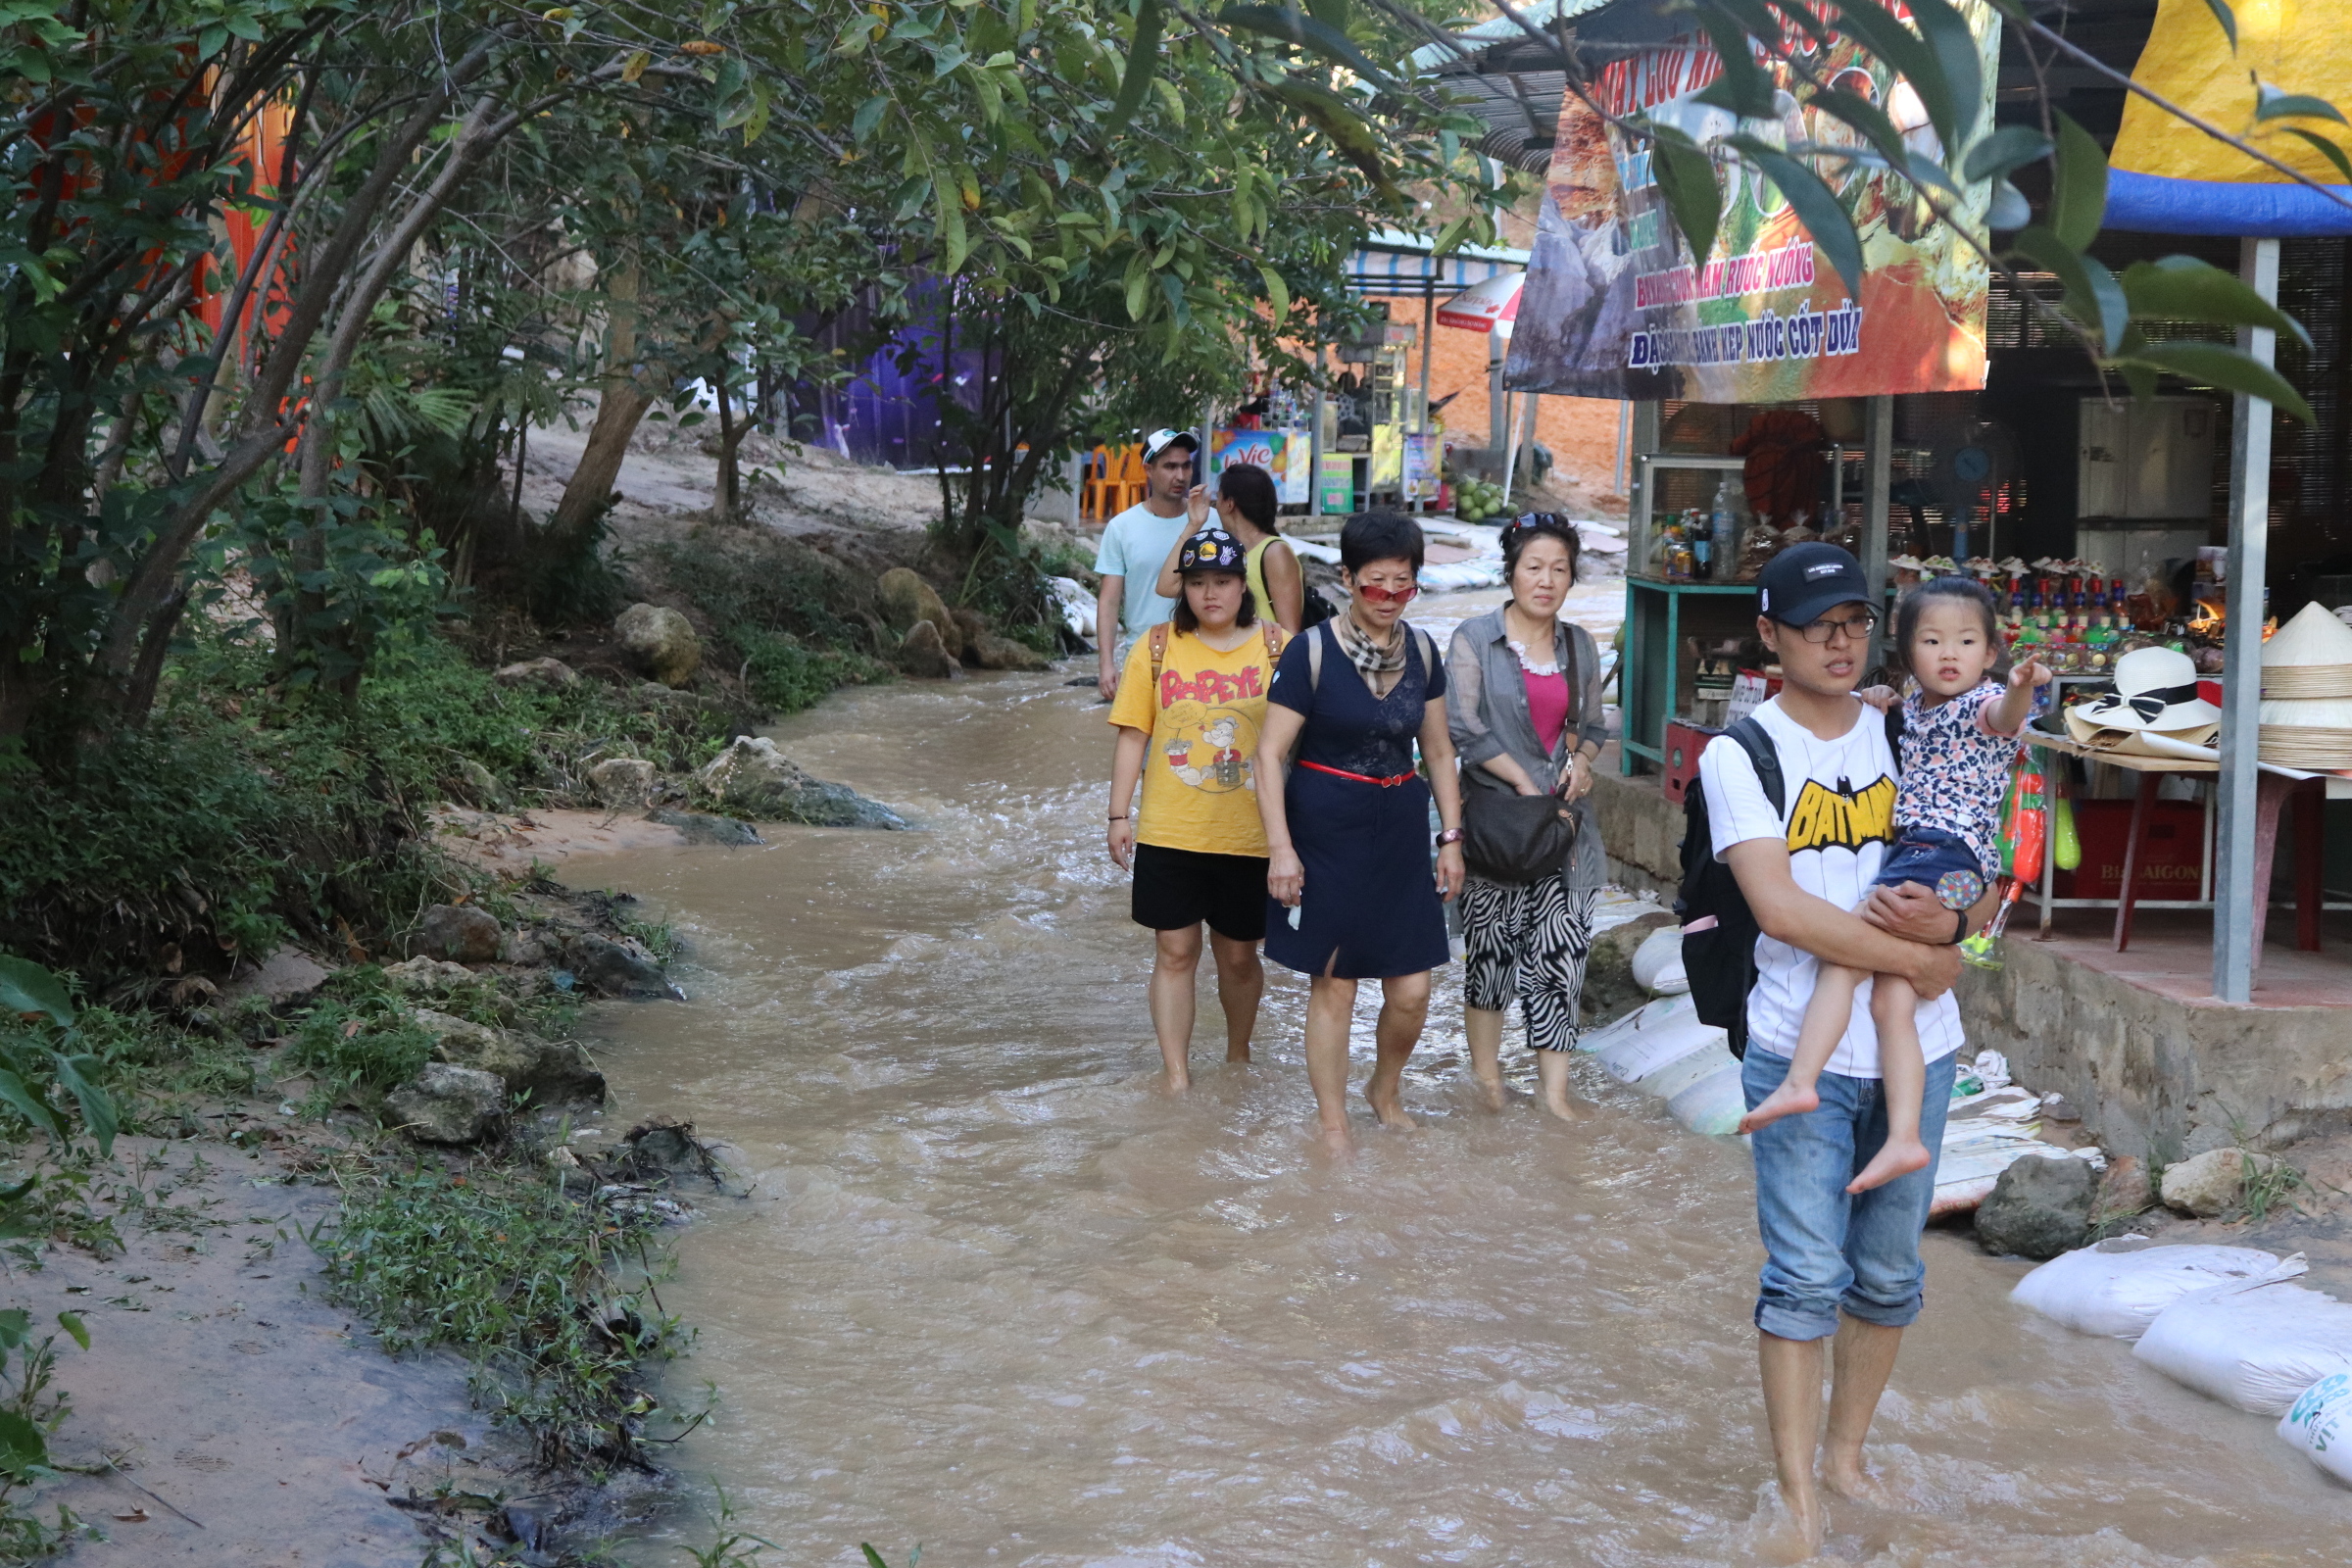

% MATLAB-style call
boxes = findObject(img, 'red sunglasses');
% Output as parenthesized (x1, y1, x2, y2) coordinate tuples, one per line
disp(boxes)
(1353, 581, 1420, 605)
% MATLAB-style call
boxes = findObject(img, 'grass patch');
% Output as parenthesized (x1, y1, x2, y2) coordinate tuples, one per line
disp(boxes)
(316, 1156, 688, 1470)
(645, 532, 891, 717)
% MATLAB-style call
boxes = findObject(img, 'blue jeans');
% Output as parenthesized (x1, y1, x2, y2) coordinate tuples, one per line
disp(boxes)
(1743, 1047, 1956, 1342)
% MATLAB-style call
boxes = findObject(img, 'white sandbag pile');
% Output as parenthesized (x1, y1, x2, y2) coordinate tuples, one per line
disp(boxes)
(1929, 1060, 2099, 1218)
(2011, 1241, 2301, 1340)
(1629, 926, 1688, 996)
(1577, 995, 1741, 1136)
(2132, 1275, 2352, 1415)
(2279, 1373, 2352, 1487)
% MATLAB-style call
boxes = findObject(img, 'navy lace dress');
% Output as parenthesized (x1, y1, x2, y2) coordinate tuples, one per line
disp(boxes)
(1262, 623, 1451, 980)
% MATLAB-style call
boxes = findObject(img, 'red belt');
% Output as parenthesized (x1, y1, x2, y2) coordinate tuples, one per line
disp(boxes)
(1297, 760, 1418, 787)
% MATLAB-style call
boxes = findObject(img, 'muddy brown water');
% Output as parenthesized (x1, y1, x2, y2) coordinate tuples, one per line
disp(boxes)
(585, 586, 2347, 1565)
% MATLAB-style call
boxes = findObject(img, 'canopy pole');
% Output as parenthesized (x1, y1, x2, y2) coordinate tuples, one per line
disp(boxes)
(1488, 339, 1506, 454)
(1864, 395, 1893, 670)
(1419, 281, 1435, 434)
(1310, 341, 1328, 522)
(2214, 235, 2278, 1004)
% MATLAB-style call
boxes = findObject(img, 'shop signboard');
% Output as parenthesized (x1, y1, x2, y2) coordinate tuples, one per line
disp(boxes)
(1402, 432, 1441, 506)
(1209, 427, 1316, 506)
(1318, 453, 1355, 515)
(1505, 4, 1999, 402)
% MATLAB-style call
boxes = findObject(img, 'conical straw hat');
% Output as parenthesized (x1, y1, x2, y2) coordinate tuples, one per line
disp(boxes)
(2259, 696, 2352, 728)
(2262, 602, 2352, 666)
(2259, 601, 2352, 698)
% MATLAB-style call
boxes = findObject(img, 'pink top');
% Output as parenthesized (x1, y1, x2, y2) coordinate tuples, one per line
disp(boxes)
(1523, 668, 1569, 756)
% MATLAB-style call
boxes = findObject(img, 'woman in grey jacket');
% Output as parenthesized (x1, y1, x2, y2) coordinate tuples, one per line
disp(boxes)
(1446, 515, 1609, 1119)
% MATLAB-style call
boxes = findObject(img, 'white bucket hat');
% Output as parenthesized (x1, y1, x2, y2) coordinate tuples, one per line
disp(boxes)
(2064, 646, 2221, 746)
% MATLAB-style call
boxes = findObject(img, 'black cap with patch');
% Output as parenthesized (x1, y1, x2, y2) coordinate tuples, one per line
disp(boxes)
(1176, 527, 1246, 574)
(1756, 542, 1872, 627)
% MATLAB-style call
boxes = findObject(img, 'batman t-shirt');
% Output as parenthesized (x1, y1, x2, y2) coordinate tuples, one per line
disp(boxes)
(1697, 698, 1965, 1079)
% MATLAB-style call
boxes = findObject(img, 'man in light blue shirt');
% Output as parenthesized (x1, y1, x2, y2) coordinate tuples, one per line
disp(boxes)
(1094, 428, 1199, 699)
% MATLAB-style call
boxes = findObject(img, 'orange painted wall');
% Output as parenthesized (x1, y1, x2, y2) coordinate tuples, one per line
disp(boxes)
(1370, 296, 1631, 513)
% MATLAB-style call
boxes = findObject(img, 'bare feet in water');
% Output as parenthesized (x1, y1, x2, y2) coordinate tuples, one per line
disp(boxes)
(1737, 1079, 1820, 1137)
(1154, 1067, 1191, 1096)
(1749, 1484, 1825, 1566)
(1821, 1455, 1900, 1509)
(1540, 1088, 1590, 1123)
(1364, 1075, 1416, 1130)
(1472, 1070, 1506, 1113)
(1315, 1121, 1354, 1158)
(1844, 1135, 1931, 1194)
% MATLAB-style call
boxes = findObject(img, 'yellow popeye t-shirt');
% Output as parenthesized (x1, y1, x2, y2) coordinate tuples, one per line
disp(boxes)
(1107, 625, 1284, 857)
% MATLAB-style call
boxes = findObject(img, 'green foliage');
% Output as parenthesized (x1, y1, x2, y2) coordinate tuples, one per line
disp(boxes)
(286, 997, 436, 1102)
(645, 532, 892, 713)
(318, 1160, 686, 1467)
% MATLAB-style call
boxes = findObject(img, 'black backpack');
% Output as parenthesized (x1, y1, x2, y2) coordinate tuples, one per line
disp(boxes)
(1675, 716, 1782, 1060)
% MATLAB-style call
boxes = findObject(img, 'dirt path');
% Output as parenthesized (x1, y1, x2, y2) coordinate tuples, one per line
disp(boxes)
(19, 1137, 520, 1566)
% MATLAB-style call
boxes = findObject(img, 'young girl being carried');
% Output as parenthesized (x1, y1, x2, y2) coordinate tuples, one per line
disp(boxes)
(1736, 577, 2051, 1191)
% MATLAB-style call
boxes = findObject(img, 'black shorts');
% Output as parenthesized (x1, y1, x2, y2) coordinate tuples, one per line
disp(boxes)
(1131, 843, 1269, 942)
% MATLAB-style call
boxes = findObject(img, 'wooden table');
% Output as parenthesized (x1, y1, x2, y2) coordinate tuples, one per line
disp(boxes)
(2021, 731, 2347, 956)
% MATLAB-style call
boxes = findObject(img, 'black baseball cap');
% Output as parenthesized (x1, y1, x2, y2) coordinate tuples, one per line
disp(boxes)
(1757, 542, 1872, 627)
(1176, 527, 1246, 574)
(1142, 428, 1200, 464)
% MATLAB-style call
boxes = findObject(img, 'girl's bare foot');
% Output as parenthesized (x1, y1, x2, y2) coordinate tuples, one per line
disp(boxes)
(1472, 1070, 1506, 1112)
(1225, 1045, 1251, 1064)
(1155, 1067, 1192, 1096)
(1845, 1136, 1931, 1194)
(1364, 1077, 1416, 1130)
(1315, 1121, 1354, 1158)
(1821, 1455, 1900, 1508)
(1737, 1080, 1819, 1137)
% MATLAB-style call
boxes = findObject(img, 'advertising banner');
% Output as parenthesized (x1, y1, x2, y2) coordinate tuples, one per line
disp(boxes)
(1209, 427, 1311, 506)
(1505, 5, 1999, 402)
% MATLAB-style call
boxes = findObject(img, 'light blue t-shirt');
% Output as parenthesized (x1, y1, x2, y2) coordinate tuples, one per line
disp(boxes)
(1093, 501, 1191, 640)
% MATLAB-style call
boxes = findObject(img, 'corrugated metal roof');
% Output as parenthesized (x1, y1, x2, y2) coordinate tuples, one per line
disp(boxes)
(1407, 0, 1624, 73)
(1346, 227, 1528, 293)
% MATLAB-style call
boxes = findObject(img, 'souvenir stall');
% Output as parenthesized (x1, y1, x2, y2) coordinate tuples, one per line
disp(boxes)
(1500, 0, 2352, 1001)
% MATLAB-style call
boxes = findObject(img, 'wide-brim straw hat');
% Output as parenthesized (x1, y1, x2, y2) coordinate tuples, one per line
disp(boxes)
(2258, 692, 2352, 768)
(2260, 601, 2352, 699)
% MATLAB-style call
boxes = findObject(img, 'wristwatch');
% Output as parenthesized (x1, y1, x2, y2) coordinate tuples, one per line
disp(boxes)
(1435, 827, 1464, 847)
(1951, 909, 1970, 945)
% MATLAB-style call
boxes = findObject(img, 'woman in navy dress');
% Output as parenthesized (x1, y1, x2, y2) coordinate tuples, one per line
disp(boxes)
(1253, 512, 1465, 1152)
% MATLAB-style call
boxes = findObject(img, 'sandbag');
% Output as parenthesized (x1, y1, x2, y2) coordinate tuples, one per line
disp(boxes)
(1630, 926, 1689, 996)
(1637, 1040, 1738, 1102)
(2133, 1277, 2352, 1414)
(2012, 1242, 2296, 1341)
(1584, 998, 1723, 1088)
(1667, 1062, 1748, 1137)
(2278, 1372, 2352, 1487)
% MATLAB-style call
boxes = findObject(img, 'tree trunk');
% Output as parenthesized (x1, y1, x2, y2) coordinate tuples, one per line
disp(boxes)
(714, 372, 740, 522)
(552, 258, 650, 541)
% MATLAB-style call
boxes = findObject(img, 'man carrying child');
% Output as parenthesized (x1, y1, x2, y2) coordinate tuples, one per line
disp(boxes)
(1696, 543, 1990, 1558)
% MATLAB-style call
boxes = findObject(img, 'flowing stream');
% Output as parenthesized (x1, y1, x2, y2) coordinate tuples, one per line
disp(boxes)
(582, 584, 2346, 1566)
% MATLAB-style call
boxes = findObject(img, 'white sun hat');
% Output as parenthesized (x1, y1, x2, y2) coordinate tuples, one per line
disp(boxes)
(2259, 601, 2352, 701)
(2065, 646, 2222, 747)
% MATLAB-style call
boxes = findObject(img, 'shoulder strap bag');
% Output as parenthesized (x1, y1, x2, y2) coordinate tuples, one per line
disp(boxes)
(1458, 626, 1582, 885)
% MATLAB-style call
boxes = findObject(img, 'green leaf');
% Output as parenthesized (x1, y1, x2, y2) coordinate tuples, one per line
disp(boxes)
(1831, 2, 1954, 154)
(1809, 85, 1920, 180)
(2281, 126, 2352, 185)
(1266, 78, 1400, 201)
(50, 1052, 116, 1156)
(0, 1310, 27, 1350)
(56, 1311, 86, 1350)
(1219, 5, 1395, 91)
(1103, 0, 1165, 136)
(2013, 223, 2122, 352)
(1307, 0, 1349, 24)
(2051, 112, 2107, 251)
(2201, 0, 2237, 49)
(861, 1546, 891, 1568)
(1962, 124, 2052, 184)
(2120, 256, 2312, 349)
(1907, 0, 1984, 147)
(2120, 340, 2313, 422)
(0, 1409, 43, 1480)
(853, 95, 890, 142)
(1258, 264, 1290, 321)
(0, 956, 73, 1026)
(1645, 122, 1722, 267)
(2254, 84, 2348, 124)
(1723, 134, 1865, 297)
(1689, 10, 1777, 120)
(1125, 264, 1152, 322)
(0, 1068, 63, 1143)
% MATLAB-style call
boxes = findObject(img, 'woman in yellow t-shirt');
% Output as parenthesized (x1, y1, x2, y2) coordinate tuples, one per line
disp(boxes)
(1105, 527, 1286, 1090)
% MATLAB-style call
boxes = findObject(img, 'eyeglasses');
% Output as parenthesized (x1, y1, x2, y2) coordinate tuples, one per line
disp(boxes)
(1353, 581, 1420, 605)
(1797, 610, 1880, 644)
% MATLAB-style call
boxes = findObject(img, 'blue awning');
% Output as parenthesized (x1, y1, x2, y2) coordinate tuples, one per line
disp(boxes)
(2107, 169, 2352, 237)
(1345, 228, 1528, 294)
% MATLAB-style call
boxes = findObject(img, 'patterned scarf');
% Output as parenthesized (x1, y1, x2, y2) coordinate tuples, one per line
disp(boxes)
(1334, 611, 1408, 695)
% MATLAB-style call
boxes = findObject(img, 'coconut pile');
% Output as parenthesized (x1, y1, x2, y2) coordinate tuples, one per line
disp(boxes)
(2258, 601, 2352, 770)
